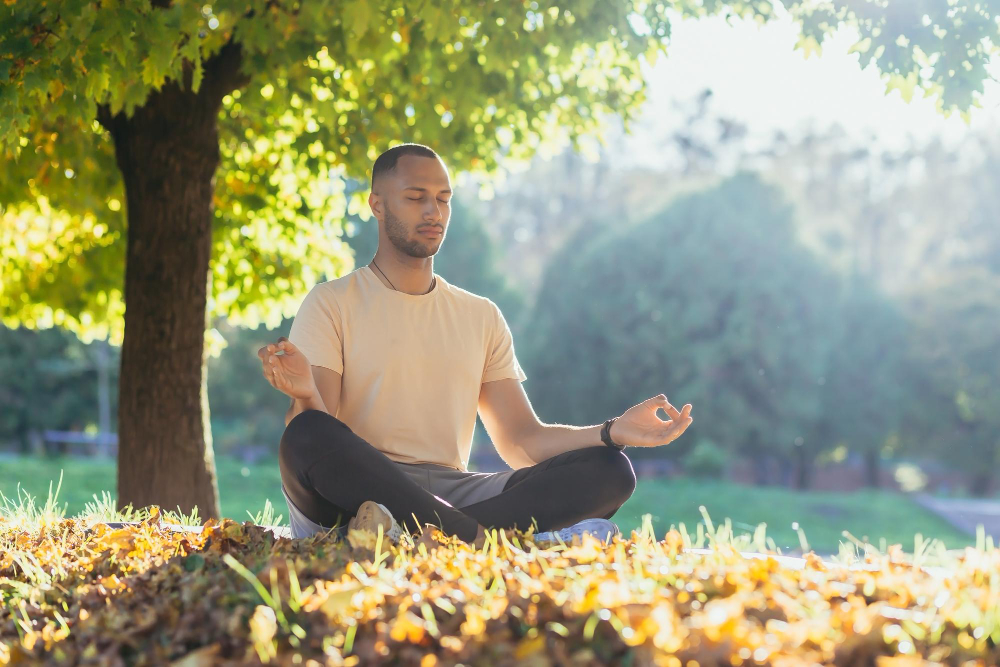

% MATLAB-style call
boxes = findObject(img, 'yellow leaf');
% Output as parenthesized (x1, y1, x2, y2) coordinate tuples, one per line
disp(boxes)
(795, 34, 823, 59)
(514, 635, 546, 660)
(169, 643, 221, 667)
(249, 605, 277, 645)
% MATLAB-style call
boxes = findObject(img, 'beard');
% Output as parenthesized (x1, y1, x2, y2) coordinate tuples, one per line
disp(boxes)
(383, 203, 443, 258)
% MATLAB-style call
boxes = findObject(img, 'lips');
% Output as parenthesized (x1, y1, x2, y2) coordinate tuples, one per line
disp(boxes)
(418, 228, 442, 237)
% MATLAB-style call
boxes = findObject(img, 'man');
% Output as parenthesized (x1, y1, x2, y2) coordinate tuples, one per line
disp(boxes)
(258, 143, 693, 549)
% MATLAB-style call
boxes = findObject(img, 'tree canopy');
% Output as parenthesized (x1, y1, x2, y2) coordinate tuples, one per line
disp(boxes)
(1, 0, 674, 343)
(3, 0, 995, 341)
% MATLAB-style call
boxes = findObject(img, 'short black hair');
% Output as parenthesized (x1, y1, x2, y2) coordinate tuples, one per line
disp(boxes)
(371, 143, 441, 191)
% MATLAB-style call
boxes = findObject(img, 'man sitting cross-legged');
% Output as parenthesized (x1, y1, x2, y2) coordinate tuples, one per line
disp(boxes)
(258, 143, 693, 550)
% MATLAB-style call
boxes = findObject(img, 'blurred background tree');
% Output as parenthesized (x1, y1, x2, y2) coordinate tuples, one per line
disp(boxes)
(902, 269, 1000, 496)
(520, 172, 841, 481)
(0, 326, 119, 455)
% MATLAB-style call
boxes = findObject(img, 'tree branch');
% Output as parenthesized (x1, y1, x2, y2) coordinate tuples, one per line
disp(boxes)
(200, 39, 251, 103)
(95, 103, 120, 135)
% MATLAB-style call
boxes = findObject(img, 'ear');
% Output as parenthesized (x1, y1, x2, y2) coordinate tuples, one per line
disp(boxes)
(368, 191, 383, 221)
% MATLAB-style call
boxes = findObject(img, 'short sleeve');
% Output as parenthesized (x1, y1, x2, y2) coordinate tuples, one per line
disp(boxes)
(482, 301, 527, 384)
(288, 285, 344, 374)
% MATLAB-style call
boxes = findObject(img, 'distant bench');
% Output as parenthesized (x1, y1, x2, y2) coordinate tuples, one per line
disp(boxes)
(42, 430, 118, 457)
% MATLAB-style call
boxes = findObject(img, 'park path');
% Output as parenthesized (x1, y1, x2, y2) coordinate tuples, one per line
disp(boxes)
(913, 494, 1000, 541)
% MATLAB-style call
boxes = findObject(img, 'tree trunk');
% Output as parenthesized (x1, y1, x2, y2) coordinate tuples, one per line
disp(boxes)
(970, 470, 993, 497)
(794, 446, 812, 490)
(747, 431, 770, 485)
(99, 43, 248, 520)
(778, 454, 794, 488)
(863, 449, 880, 488)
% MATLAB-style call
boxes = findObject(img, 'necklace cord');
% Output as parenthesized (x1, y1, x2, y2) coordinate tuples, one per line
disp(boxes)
(371, 260, 436, 294)
(370, 259, 398, 291)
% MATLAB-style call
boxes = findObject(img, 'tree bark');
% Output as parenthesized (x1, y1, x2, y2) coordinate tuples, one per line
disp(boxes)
(99, 42, 248, 520)
(863, 449, 880, 488)
(970, 470, 993, 497)
(747, 431, 771, 485)
(794, 445, 812, 490)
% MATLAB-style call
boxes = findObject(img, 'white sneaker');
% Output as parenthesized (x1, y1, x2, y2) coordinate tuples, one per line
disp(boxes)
(530, 518, 620, 547)
(347, 500, 403, 544)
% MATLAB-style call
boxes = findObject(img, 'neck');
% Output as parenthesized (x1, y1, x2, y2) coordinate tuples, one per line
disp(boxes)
(370, 249, 436, 295)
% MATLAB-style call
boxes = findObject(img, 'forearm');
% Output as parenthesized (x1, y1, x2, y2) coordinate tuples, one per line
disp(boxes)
(284, 393, 329, 427)
(512, 422, 605, 467)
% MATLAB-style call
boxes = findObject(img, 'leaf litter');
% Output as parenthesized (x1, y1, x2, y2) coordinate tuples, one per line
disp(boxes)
(1, 503, 999, 665)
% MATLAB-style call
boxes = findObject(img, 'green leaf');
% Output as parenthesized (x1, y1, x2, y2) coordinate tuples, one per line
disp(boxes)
(183, 554, 205, 572)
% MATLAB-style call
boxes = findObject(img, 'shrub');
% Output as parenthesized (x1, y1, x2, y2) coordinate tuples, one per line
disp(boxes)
(684, 439, 728, 479)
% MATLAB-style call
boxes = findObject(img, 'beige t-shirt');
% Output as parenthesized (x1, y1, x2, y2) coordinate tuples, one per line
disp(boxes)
(288, 265, 527, 472)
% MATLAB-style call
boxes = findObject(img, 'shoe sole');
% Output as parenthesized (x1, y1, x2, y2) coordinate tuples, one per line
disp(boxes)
(349, 500, 392, 534)
(533, 520, 620, 546)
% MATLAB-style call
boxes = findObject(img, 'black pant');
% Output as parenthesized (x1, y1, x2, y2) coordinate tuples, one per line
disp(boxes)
(278, 410, 636, 542)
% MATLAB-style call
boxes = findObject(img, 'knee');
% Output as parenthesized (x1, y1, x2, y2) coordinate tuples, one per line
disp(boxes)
(592, 447, 636, 505)
(279, 410, 348, 465)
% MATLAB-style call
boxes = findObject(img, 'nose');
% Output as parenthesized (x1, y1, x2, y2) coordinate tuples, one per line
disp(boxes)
(424, 200, 443, 223)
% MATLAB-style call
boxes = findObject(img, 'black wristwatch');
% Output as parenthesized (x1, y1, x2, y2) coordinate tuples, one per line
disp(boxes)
(601, 417, 625, 451)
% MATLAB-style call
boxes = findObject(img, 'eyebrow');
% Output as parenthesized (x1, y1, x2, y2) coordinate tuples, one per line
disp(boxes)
(403, 186, 452, 194)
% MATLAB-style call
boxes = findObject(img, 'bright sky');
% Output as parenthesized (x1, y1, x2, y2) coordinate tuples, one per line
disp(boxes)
(612, 12, 1000, 168)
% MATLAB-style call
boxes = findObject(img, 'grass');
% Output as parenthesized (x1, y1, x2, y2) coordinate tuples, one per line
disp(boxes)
(616, 476, 976, 555)
(0, 454, 283, 526)
(0, 454, 977, 554)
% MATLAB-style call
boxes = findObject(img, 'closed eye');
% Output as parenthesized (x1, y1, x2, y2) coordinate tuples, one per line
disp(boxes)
(408, 196, 451, 204)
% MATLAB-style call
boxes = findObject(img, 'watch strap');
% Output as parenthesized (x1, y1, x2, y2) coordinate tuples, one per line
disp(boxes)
(601, 418, 625, 451)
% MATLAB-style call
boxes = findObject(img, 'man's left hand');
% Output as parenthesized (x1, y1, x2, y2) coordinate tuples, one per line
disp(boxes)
(610, 394, 693, 449)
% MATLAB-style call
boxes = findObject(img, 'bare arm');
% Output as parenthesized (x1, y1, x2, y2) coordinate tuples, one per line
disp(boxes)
(478, 379, 693, 467)
(284, 366, 342, 426)
(478, 379, 598, 468)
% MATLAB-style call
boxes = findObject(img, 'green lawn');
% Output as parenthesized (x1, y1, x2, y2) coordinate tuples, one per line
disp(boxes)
(0, 454, 283, 526)
(0, 455, 974, 554)
(617, 476, 976, 554)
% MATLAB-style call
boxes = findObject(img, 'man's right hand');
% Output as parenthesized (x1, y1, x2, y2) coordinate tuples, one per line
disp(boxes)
(257, 337, 318, 400)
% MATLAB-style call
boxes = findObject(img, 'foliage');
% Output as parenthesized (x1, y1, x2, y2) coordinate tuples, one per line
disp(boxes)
(1, 494, 999, 664)
(788, 0, 998, 115)
(901, 268, 1000, 493)
(740, 125, 1000, 486)
(682, 439, 728, 479)
(0, 0, 675, 343)
(521, 172, 841, 465)
(207, 317, 293, 458)
(806, 278, 909, 477)
(3, 0, 995, 340)
(0, 325, 118, 450)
